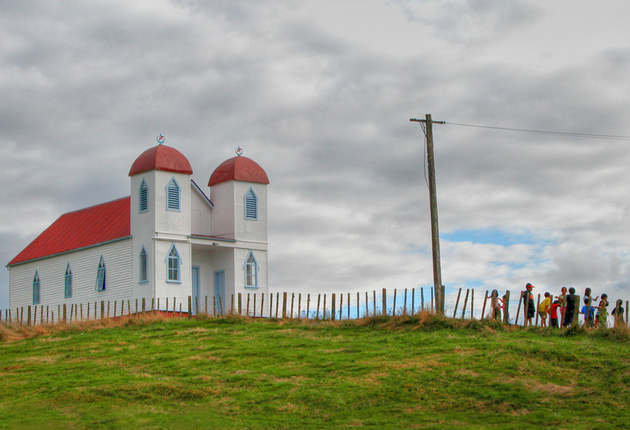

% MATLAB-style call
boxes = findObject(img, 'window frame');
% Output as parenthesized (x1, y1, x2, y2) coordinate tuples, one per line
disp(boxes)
(243, 251, 259, 289)
(96, 256, 106, 291)
(166, 243, 182, 284)
(33, 271, 41, 305)
(64, 263, 73, 298)
(139, 246, 148, 284)
(166, 177, 181, 212)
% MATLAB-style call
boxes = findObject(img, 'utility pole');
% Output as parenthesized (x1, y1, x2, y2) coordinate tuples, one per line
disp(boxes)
(410, 114, 445, 314)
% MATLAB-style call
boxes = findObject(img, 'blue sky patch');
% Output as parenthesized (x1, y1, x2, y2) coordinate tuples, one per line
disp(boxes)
(442, 228, 537, 247)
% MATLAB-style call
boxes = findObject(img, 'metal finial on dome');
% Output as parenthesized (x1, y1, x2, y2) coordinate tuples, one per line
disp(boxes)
(157, 134, 165, 145)
(235, 146, 243, 156)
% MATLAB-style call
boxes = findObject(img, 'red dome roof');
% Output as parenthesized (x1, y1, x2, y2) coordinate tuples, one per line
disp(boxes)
(129, 145, 193, 176)
(208, 156, 269, 186)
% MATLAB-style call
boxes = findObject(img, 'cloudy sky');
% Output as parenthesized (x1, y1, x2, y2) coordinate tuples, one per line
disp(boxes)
(2, 0, 630, 315)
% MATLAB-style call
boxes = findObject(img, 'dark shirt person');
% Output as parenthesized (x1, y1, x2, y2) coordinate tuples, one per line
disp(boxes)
(564, 287, 578, 327)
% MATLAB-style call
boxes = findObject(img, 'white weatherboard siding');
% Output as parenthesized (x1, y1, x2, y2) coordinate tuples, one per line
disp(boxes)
(8, 239, 133, 315)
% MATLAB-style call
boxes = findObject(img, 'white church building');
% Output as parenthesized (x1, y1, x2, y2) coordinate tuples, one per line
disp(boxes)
(7, 143, 269, 315)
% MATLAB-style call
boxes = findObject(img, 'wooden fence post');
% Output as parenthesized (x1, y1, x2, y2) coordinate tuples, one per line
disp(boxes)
(290, 293, 295, 319)
(403, 288, 408, 316)
(306, 294, 310, 319)
(411, 288, 415, 315)
(298, 293, 302, 319)
(461, 289, 469, 319)
(323, 294, 327, 320)
(471, 289, 475, 319)
(331, 293, 336, 321)
(339, 293, 344, 320)
(535, 294, 541, 326)
(421, 288, 425, 311)
(316, 294, 321, 320)
(393, 289, 397, 316)
(503, 291, 510, 324)
(382, 288, 387, 316)
(282, 292, 287, 318)
(515, 292, 523, 325)
(453, 288, 462, 319)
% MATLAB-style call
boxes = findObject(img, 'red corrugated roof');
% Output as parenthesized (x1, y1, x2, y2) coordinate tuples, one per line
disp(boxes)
(8, 197, 131, 266)
(129, 145, 193, 176)
(208, 156, 269, 186)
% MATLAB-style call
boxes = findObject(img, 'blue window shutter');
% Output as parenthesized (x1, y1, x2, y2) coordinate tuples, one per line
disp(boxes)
(244, 188, 257, 220)
(139, 179, 148, 213)
(166, 178, 180, 211)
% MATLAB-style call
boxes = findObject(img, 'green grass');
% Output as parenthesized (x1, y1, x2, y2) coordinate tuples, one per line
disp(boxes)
(1, 313, 629, 429)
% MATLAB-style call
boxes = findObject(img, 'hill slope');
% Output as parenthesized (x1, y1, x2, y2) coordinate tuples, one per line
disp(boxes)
(1, 314, 629, 429)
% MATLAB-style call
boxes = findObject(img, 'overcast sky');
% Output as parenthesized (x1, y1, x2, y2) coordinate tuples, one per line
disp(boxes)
(2, 0, 630, 315)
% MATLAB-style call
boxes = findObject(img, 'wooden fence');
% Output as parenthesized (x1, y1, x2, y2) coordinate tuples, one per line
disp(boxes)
(1, 287, 628, 329)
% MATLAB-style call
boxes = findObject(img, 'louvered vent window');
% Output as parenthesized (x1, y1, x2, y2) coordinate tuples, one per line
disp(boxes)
(166, 178, 180, 211)
(96, 256, 106, 291)
(139, 179, 148, 213)
(33, 271, 41, 305)
(64, 264, 73, 298)
(244, 188, 257, 220)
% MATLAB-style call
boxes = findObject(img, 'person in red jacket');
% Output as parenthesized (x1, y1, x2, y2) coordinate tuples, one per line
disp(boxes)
(549, 299, 560, 328)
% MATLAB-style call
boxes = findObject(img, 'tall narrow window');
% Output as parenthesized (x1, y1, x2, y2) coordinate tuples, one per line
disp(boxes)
(139, 246, 148, 283)
(33, 271, 41, 305)
(243, 251, 258, 288)
(64, 264, 73, 298)
(166, 244, 181, 283)
(96, 256, 106, 291)
(244, 187, 258, 220)
(166, 177, 180, 211)
(139, 179, 148, 213)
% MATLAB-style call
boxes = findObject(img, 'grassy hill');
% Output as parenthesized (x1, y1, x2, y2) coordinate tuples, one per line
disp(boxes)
(1, 313, 629, 429)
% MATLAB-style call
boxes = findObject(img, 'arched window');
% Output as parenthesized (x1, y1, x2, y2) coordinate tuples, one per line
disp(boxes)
(243, 251, 259, 288)
(96, 256, 106, 291)
(244, 187, 258, 220)
(166, 177, 180, 211)
(139, 246, 148, 283)
(166, 244, 181, 283)
(64, 264, 73, 298)
(139, 179, 149, 213)
(33, 271, 41, 305)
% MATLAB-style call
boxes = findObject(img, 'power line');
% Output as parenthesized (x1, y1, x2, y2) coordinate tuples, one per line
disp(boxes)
(445, 122, 630, 141)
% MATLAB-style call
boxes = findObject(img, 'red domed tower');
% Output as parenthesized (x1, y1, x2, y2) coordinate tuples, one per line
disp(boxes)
(129, 143, 194, 307)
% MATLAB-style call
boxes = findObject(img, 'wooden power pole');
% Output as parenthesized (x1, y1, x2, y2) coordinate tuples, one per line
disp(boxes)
(410, 114, 445, 314)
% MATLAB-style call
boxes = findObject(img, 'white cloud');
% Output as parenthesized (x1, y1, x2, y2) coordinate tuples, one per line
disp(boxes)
(2, 0, 630, 313)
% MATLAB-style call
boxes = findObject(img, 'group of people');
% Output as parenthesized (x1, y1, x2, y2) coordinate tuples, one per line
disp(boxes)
(488, 284, 625, 328)
(521, 284, 625, 328)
